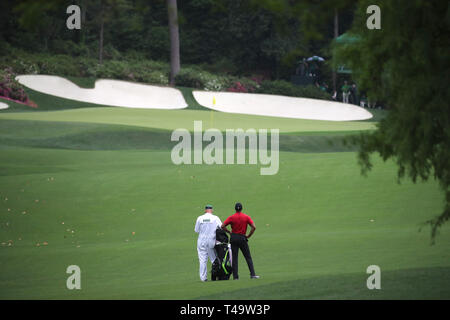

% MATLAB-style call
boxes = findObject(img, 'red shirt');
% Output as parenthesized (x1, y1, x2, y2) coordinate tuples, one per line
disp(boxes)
(223, 212, 254, 235)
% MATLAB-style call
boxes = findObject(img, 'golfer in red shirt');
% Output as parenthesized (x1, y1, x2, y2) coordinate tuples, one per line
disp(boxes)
(221, 203, 260, 280)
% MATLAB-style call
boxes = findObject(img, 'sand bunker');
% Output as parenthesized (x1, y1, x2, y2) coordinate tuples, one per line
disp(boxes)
(193, 91, 372, 121)
(0, 102, 9, 110)
(16, 75, 188, 109)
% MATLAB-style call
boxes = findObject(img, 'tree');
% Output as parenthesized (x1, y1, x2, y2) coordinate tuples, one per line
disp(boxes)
(12, 0, 66, 51)
(332, 7, 338, 91)
(334, 0, 450, 242)
(251, 0, 355, 79)
(167, 0, 180, 86)
(86, 0, 131, 64)
(99, 1, 105, 64)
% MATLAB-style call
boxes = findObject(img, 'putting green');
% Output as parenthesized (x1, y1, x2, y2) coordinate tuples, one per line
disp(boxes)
(0, 107, 376, 133)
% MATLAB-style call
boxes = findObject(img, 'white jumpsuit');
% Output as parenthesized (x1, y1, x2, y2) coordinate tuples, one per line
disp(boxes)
(194, 213, 222, 281)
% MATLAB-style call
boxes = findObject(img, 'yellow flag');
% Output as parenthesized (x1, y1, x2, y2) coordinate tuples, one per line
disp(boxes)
(212, 97, 216, 106)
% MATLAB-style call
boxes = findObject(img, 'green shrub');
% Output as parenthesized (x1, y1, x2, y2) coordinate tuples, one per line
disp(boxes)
(123, 50, 147, 61)
(102, 44, 123, 60)
(50, 40, 90, 57)
(82, 60, 169, 85)
(77, 58, 98, 78)
(257, 80, 331, 100)
(37, 54, 85, 77)
(257, 80, 297, 96)
(298, 85, 332, 100)
(135, 70, 169, 85)
(174, 67, 203, 88)
(96, 60, 130, 79)
(175, 67, 232, 91)
(2, 53, 40, 75)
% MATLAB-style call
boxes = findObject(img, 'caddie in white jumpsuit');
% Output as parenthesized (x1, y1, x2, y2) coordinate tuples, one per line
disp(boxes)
(194, 204, 222, 282)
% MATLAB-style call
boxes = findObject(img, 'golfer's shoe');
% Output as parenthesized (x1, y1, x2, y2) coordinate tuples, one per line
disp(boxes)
(250, 275, 260, 279)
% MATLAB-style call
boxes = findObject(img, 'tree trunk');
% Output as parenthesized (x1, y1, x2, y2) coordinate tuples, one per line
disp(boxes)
(81, 0, 86, 45)
(99, 10, 104, 65)
(332, 7, 339, 92)
(167, 0, 180, 86)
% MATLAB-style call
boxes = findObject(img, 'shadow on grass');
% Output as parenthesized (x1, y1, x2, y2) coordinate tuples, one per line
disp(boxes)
(196, 266, 450, 300)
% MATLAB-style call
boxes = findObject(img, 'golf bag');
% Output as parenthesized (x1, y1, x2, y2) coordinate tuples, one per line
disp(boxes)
(211, 228, 232, 281)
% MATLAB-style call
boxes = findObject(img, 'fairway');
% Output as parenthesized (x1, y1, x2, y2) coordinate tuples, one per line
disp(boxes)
(0, 91, 449, 300)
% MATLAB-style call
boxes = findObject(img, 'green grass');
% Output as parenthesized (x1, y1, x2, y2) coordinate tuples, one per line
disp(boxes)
(0, 106, 376, 133)
(0, 120, 174, 151)
(0, 119, 357, 153)
(0, 88, 108, 113)
(0, 147, 448, 299)
(176, 86, 211, 111)
(0, 84, 448, 300)
(198, 267, 450, 299)
(65, 76, 97, 89)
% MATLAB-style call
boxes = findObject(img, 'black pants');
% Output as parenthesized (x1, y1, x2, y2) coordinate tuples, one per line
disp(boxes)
(230, 233, 255, 279)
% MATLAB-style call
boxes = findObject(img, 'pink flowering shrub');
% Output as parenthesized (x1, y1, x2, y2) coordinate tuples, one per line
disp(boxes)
(0, 67, 33, 105)
(228, 81, 250, 93)
(250, 75, 264, 85)
(227, 78, 260, 93)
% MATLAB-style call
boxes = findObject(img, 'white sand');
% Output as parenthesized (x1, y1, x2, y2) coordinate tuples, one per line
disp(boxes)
(16, 75, 188, 109)
(193, 91, 373, 121)
(0, 102, 9, 110)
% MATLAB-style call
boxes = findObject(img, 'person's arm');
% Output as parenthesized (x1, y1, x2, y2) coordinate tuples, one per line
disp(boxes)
(194, 218, 200, 233)
(246, 222, 256, 239)
(221, 220, 231, 235)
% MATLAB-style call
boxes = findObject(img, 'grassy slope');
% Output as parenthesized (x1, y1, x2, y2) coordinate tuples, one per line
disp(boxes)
(0, 119, 359, 153)
(0, 148, 448, 299)
(0, 85, 448, 300)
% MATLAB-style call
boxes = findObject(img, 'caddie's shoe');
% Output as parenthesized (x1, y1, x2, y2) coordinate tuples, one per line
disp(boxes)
(250, 275, 260, 279)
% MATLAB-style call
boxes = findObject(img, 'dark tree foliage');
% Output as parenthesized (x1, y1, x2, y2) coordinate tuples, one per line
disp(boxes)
(0, 0, 314, 78)
(334, 0, 450, 242)
(177, 0, 302, 77)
